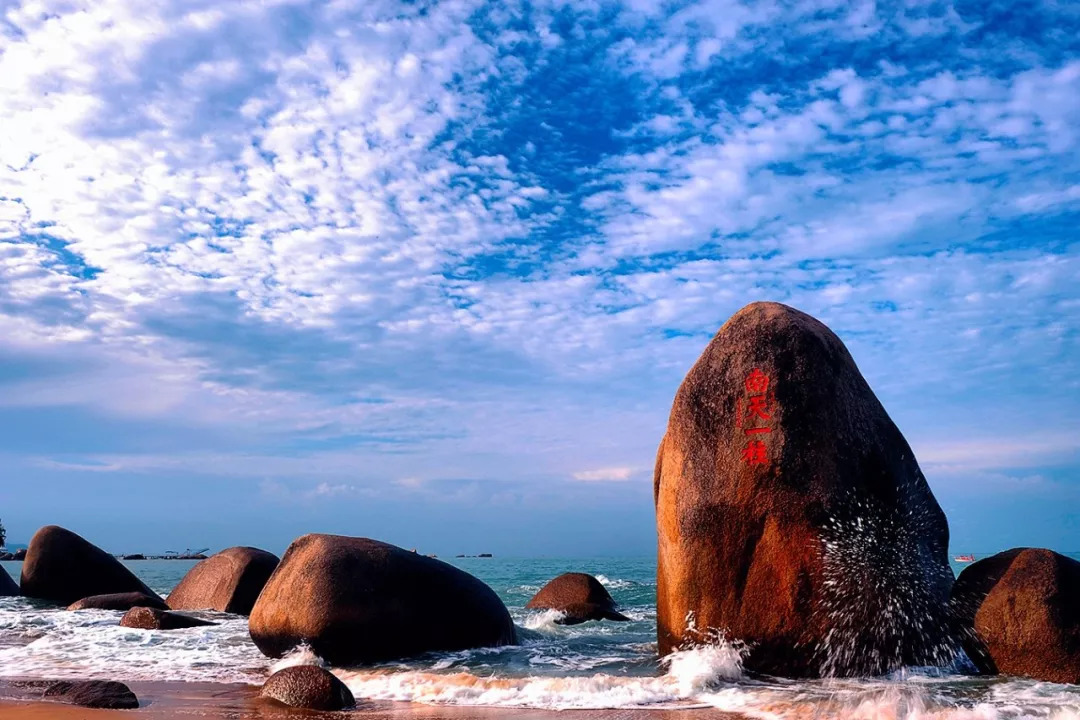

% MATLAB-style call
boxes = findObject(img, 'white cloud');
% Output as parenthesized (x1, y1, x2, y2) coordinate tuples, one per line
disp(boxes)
(0, 0, 1076, 518)
(573, 467, 638, 482)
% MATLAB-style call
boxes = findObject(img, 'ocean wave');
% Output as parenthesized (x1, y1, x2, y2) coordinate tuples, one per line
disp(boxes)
(334, 641, 745, 710)
(595, 574, 641, 589)
(0, 597, 269, 684)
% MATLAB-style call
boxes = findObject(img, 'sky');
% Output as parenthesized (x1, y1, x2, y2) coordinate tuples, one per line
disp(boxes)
(0, 0, 1077, 558)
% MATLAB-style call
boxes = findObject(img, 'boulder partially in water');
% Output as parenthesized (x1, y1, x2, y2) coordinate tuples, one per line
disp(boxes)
(526, 573, 630, 624)
(259, 666, 354, 710)
(166, 546, 278, 615)
(951, 548, 1080, 684)
(0, 566, 17, 596)
(655, 302, 954, 677)
(20, 526, 158, 605)
(68, 592, 168, 611)
(120, 606, 217, 630)
(249, 534, 516, 664)
(43, 680, 138, 709)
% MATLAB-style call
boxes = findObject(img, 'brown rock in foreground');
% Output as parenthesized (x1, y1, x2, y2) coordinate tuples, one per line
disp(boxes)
(166, 546, 279, 615)
(951, 548, 1080, 684)
(259, 665, 355, 710)
(0, 566, 17, 596)
(655, 301, 953, 677)
(68, 592, 168, 611)
(20, 526, 157, 605)
(526, 573, 630, 624)
(120, 606, 217, 630)
(249, 534, 516, 664)
(42, 680, 138, 709)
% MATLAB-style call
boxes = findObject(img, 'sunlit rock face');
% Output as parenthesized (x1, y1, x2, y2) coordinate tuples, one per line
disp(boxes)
(655, 302, 954, 678)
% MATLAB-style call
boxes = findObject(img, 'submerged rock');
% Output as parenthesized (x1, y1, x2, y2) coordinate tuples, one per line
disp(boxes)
(526, 573, 630, 624)
(259, 666, 355, 710)
(655, 302, 954, 677)
(20, 526, 159, 605)
(166, 546, 279, 615)
(951, 548, 1080, 684)
(68, 592, 168, 611)
(120, 606, 217, 630)
(0, 566, 17, 596)
(43, 680, 138, 709)
(249, 534, 516, 664)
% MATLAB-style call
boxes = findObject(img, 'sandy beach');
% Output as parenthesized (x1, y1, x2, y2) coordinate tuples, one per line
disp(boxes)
(0, 679, 744, 720)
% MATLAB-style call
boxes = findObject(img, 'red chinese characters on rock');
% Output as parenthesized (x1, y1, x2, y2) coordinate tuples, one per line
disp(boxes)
(738, 368, 773, 466)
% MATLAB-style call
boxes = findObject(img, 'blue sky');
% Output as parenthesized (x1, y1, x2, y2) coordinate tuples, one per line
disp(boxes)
(0, 0, 1077, 557)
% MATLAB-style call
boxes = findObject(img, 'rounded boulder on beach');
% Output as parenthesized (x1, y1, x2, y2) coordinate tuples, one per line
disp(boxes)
(249, 534, 516, 664)
(68, 592, 169, 611)
(260, 665, 355, 710)
(20, 525, 159, 606)
(120, 606, 217, 630)
(951, 548, 1080, 684)
(655, 301, 954, 677)
(166, 546, 279, 615)
(526, 573, 630, 624)
(43, 680, 139, 709)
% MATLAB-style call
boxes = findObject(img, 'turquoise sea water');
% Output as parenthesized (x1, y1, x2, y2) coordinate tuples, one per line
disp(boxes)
(1, 555, 1079, 717)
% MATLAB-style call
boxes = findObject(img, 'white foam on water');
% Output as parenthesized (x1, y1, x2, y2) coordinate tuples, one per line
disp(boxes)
(520, 608, 568, 632)
(335, 641, 745, 710)
(3, 595, 1080, 719)
(0, 597, 270, 684)
(595, 574, 635, 589)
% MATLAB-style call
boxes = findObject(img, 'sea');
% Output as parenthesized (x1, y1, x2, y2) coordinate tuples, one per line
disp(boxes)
(2, 555, 1079, 719)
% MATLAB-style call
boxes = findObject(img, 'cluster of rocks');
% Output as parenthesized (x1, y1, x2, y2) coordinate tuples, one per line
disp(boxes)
(4, 524, 636, 710)
(0, 548, 26, 561)
(5, 300, 1077, 712)
(654, 301, 1079, 683)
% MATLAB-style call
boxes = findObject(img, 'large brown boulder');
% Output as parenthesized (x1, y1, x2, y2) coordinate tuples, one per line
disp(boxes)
(526, 573, 630, 624)
(120, 606, 217, 630)
(951, 548, 1080, 683)
(20, 526, 158, 605)
(655, 302, 954, 678)
(42, 680, 138, 709)
(68, 592, 168, 611)
(0, 566, 17, 596)
(166, 546, 279, 615)
(249, 534, 516, 664)
(260, 665, 355, 710)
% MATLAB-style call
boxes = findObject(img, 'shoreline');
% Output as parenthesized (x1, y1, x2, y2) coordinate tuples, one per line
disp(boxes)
(0, 678, 745, 719)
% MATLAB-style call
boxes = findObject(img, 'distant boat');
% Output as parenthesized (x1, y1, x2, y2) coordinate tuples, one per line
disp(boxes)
(954, 554, 975, 563)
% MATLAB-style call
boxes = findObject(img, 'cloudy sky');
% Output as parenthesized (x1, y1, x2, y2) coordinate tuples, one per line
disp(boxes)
(0, 0, 1077, 556)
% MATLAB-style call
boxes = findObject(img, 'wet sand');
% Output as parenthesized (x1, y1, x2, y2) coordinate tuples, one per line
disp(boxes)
(0, 679, 745, 720)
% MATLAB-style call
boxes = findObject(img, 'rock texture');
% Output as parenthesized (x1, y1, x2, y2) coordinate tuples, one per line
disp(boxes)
(20, 526, 158, 605)
(655, 301, 953, 677)
(526, 573, 630, 624)
(166, 546, 279, 615)
(249, 534, 516, 664)
(68, 592, 169, 611)
(0, 566, 17, 596)
(42, 680, 139, 709)
(259, 665, 355, 710)
(951, 548, 1080, 684)
(120, 606, 217, 630)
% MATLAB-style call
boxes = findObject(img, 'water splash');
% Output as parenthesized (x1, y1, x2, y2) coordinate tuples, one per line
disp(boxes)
(815, 480, 957, 677)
